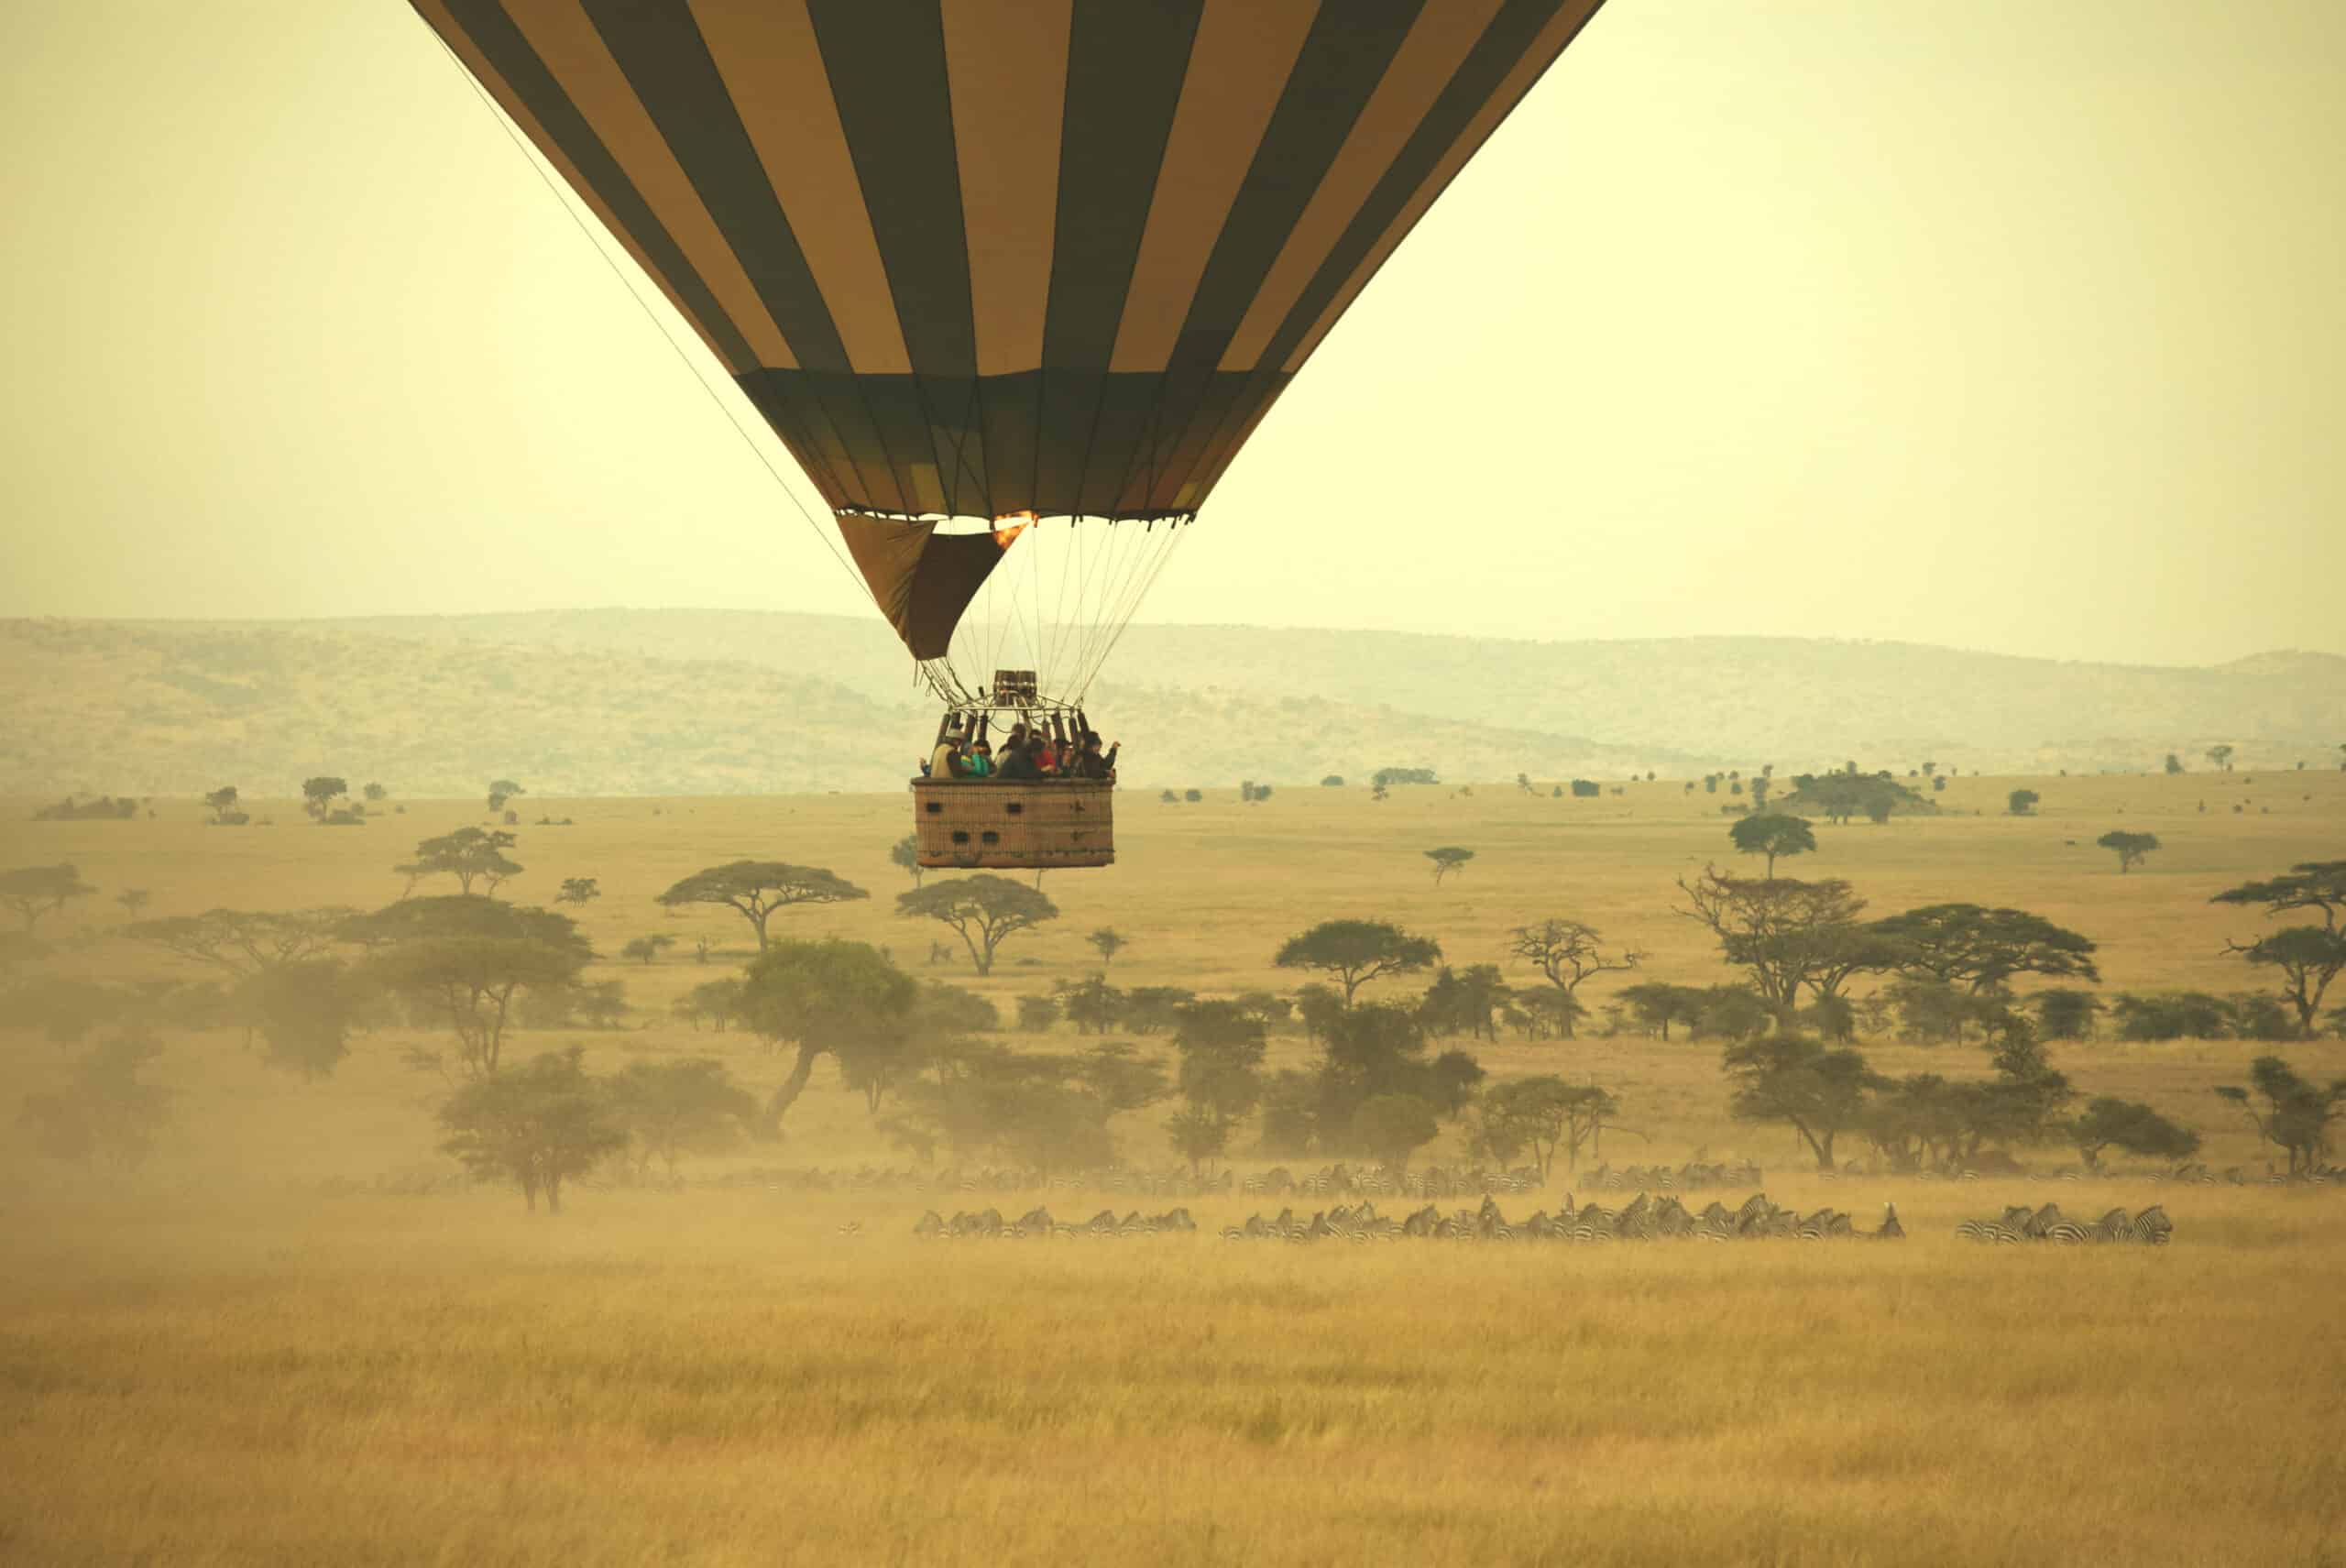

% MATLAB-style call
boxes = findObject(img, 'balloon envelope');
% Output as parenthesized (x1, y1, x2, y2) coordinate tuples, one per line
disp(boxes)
(414, 0, 1605, 669)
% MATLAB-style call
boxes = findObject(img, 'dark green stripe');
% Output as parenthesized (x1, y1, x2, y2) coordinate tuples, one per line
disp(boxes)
(437, 0, 755, 371)
(1257, 0, 1587, 377)
(1037, 2, 1203, 512)
(1167, 2, 1422, 371)
(1041, 1, 1203, 370)
(1199, 0, 1589, 488)
(581, 0, 854, 374)
(735, 367, 1255, 519)
(806, 0, 976, 378)
(1123, 1, 1420, 510)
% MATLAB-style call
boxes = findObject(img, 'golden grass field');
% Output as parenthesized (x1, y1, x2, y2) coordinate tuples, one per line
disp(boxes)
(4, 767, 2344, 1566)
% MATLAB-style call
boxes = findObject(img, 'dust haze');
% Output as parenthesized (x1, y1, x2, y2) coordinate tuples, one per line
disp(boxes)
(5, 2, 2346, 1564)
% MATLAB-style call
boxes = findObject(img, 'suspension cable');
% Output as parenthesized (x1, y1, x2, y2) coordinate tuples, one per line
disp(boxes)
(415, 19, 875, 612)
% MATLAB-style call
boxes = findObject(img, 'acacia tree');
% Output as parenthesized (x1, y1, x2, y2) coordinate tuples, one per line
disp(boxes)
(1170, 999, 1267, 1165)
(1056, 973, 1124, 1035)
(2224, 928, 2346, 1039)
(1727, 813, 1816, 877)
(0, 864, 98, 931)
(555, 877, 600, 906)
(2006, 789, 2040, 817)
(1351, 1092, 1440, 1170)
(2214, 862, 2346, 1036)
(1505, 917, 1642, 1038)
(1867, 904, 2099, 993)
(736, 938, 915, 1135)
(1675, 866, 1871, 1013)
(658, 861, 868, 951)
(487, 779, 526, 813)
(301, 776, 348, 820)
(350, 898, 592, 1076)
(2097, 830, 2160, 872)
(605, 1058, 756, 1181)
(1419, 964, 1508, 1043)
(1722, 1033, 1877, 1170)
(439, 1046, 626, 1212)
(1618, 981, 1706, 1042)
(244, 959, 358, 1080)
(895, 875, 1058, 976)
(1164, 1105, 1232, 1176)
(1274, 919, 1442, 1006)
(398, 828, 523, 897)
(2028, 988, 2104, 1041)
(1482, 1075, 1621, 1180)
(889, 834, 925, 888)
(18, 1029, 171, 1168)
(123, 907, 352, 977)
(2215, 1057, 2346, 1176)
(1088, 927, 1128, 965)
(1425, 847, 1475, 884)
(2068, 1098, 2199, 1171)
(203, 786, 243, 825)
(2212, 861, 2346, 931)
(2207, 744, 2235, 772)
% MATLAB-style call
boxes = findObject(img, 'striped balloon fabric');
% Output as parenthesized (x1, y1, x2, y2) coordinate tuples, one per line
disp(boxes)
(414, 0, 1603, 656)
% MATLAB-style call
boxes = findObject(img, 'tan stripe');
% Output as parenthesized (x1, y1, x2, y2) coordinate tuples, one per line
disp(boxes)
(414, 0, 741, 376)
(942, 0, 1069, 376)
(689, 0, 912, 375)
(1107, 0, 1317, 373)
(502, 0, 796, 368)
(1282, 0, 1600, 372)
(1221, 0, 1501, 371)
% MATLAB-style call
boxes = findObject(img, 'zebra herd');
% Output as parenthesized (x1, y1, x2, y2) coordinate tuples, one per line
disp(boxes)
(911, 1206, 1200, 1240)
(1579, 1160, 1768, 1193)
(1954, 1202, 2173, 1245)
(893, 1196, 2183, 1246)
(1216, 1192, 1904, 1245)
(2143, 1164, 2345, 1188)
(1241, 1164, 1540, 1198)
(718, 1165, 1237, 1197)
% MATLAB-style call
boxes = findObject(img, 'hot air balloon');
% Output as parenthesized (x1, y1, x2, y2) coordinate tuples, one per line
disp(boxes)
(412, 0, 1606, 868)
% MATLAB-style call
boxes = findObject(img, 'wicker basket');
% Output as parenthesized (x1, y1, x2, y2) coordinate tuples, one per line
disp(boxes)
(911, 778, 1115, 869)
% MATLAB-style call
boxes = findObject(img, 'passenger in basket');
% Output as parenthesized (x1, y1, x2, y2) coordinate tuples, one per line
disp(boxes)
(1034, 732, 1060, 775)
(927, 729, 966, 780)
(995, 734, 1042, 782)
(965, 740, 995, 779)
(1072, 733, 1120, 781)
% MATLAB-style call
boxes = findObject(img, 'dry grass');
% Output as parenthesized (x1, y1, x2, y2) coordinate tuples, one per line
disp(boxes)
(3, 769, 2344, 1565)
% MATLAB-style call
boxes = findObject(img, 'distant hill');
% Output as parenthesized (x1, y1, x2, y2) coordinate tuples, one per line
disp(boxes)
(3, 612, 2339, 798)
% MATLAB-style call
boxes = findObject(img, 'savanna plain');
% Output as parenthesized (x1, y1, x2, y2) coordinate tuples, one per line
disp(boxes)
(4, 769, 2344, 1567)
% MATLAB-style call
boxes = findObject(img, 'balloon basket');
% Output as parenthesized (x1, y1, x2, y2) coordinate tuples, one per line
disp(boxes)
(911, 778, 1115, 871)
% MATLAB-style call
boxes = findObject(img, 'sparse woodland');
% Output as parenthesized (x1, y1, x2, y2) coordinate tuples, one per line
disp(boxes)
(4, 765, 2345, 1565)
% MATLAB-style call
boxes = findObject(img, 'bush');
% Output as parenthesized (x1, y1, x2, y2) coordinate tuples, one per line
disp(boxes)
(31, 795, 140, 822)
(1569, 779, 1600, 798)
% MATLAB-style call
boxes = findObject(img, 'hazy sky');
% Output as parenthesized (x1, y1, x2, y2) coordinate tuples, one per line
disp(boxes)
(4, 1, 2341, 666)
